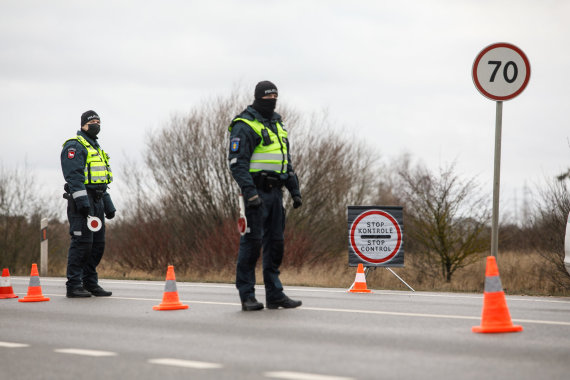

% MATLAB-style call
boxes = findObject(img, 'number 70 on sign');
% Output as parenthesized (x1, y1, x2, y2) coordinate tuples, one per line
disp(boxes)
(472, 42, 531, 101)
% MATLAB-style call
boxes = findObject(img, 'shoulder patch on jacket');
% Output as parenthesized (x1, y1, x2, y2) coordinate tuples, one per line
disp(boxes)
(67, 148, 76, 159)
(230, 137, 240, 152)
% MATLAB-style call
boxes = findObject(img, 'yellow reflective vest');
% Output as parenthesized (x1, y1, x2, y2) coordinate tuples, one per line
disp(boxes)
(231, 118, 288, 174)
(63, 135, 113, 184)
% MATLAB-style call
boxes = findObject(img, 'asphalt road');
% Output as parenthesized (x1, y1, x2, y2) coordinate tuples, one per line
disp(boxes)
(1, 276, 570, 380)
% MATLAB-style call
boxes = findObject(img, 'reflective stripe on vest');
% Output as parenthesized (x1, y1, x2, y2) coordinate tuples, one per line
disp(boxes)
(230, 118, 288, 174)
(63, 136, 113, 184)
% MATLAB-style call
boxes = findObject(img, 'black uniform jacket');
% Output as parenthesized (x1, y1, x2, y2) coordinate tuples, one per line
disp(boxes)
(61, 130, 115, 215)
(228, 106, 301, 201)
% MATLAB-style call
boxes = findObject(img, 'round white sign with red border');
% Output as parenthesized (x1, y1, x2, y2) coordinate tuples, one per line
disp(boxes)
(87, 216, 102, 232)
(349, 210, 402, 264)
(472, 42, 530, 101)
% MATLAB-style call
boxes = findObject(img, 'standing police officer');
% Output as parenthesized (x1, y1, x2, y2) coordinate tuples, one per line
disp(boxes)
(61, 110, 115, 298)
(228, 81, 303, 311)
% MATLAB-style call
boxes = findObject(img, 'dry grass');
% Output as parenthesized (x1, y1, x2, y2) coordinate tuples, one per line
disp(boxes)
(97, 250, 570, 297)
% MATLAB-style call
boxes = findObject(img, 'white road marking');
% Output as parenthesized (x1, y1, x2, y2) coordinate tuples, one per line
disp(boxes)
(117, 297, 570, 326)
(304, 306, 481, 319)
(11, 276, 570, 308)
(511, 318, 570, 326)
(30, 293, 570, 326)
(54, 348, 117, 357)
(301, 306, 570, 326)
(0, 341, 30, 348)
(265, 371, 354, 380)
(148, 358, 222, 369)
(14, 277, 569, 304)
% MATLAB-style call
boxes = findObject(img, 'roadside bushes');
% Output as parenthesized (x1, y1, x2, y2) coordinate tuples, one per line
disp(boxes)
(105, 92, 376, 274)
(101, 91, 569, 294)
(0, 165, 67, 275)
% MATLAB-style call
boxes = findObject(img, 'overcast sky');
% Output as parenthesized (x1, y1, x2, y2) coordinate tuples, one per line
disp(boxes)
(1, 0, 569, 221)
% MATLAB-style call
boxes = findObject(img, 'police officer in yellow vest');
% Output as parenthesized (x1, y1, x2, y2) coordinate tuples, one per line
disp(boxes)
(228, 81, 303, 311)
(60, 110, 115, 298)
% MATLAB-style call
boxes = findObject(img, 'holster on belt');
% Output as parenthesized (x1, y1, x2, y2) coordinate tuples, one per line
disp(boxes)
(253, 173, 283, 191)
(63, 183, 72, 201)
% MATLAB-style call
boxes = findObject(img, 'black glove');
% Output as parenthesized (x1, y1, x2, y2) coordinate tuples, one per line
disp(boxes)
(247, 195, 262, 209)
(106, 211, 115, 220)
(78, 206, 90, 218)
(293, 196, 302, 209)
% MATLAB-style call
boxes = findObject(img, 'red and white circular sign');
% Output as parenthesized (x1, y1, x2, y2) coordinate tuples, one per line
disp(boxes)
(472, 42, 530, 101)
(349, 210, 402, 264)
(87, 216, 102, 232)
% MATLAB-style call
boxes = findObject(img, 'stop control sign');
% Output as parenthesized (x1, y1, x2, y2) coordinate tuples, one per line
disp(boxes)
(472, 43, 531, 101)
(349, 208, 403, 265)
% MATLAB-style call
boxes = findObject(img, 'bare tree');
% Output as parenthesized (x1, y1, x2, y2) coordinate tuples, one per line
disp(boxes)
(0, 164, 63, 273)
(397, 160, 490, 282)
(107, 92, 248, 272)
(531, 178, 570, 290)
(107, 90, 380, 272)
(283, 110, 378, 263)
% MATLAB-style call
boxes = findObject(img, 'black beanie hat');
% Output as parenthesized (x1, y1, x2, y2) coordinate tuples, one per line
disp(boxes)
(254, 81, 278, 100)
(81, 110, 100, 126)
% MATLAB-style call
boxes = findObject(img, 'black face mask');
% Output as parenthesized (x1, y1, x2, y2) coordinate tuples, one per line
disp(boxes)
(252, 98, 277, 119)
(85, 123, 100, 138)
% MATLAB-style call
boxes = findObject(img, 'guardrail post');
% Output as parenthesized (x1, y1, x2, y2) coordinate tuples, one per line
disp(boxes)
(40, 218, 48, 276)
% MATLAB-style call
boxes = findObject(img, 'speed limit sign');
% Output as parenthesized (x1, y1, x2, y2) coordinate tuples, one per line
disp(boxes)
(473, 42, 531, 259)
(472, 42, 531, 101)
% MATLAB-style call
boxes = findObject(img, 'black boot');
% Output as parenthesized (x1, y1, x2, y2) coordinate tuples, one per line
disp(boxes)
(67, 287, 92, 298)
(241, 297, 264, 311)
(267, 295, 302, 309)
(85, 286, 112, 297)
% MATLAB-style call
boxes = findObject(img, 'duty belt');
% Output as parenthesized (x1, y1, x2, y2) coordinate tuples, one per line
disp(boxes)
(87, 189, 105, 201)
(253, 174, 283, 191)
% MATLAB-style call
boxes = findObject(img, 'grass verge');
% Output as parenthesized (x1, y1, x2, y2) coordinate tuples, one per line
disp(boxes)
(97, 250, 569, 297)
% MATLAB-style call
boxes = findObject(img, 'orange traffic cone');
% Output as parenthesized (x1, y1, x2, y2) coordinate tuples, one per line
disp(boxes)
(348, 263, 372, 293)
(472, 256, 522, 333)
(18, 263, 50, 302)
(153, 265, 188, 310)
(0, 268, 18, 299)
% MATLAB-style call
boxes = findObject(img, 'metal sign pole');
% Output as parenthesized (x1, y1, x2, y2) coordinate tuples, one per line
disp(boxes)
(491, 101, 503, 258)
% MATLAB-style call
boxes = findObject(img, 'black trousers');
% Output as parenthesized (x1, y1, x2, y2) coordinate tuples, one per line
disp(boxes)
(66, 193, 105, 290)
(236, 186, 286, 303)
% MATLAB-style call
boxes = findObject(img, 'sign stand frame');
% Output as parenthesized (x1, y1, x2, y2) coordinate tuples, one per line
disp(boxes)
(365, 266, 415, 292)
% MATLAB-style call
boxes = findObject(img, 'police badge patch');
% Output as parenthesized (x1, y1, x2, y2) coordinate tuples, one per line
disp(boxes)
(230, 137, 240, 152)
(67, 148, 76, 159)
